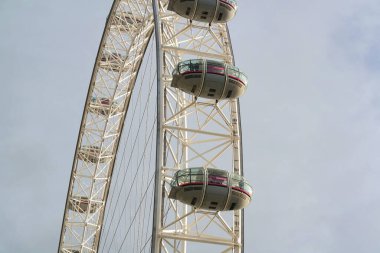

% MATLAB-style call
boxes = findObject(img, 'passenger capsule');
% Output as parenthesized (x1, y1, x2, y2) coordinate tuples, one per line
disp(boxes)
(169, 167, 253, 211)
(68, 196, 100, 213)
(99, 52, 124, 72)
(89, 97, 122, 116)
(168, 0, 238, 23)
(61, 250, 79, 253)
(111, 11, 143, 31)
(78, 146, 112, 164)
(171, 59, 247, 100)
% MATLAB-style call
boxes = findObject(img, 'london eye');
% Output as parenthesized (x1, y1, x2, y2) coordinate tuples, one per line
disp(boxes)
(58, 0, 252, 252)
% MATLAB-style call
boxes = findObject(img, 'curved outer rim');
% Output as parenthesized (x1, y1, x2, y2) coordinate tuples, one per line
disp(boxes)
(58, 1, 155, 252)
(58, 1, 119, 251)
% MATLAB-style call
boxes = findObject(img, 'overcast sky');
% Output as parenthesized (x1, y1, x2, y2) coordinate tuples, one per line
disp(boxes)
(1, 0, 380, 252)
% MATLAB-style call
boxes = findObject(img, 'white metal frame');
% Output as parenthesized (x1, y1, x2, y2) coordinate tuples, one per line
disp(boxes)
(59, 0, 245, 252)
(151, 2, 243, 252)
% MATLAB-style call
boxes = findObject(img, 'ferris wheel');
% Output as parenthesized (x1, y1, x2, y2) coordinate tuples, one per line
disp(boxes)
(58, 0, 253, 252)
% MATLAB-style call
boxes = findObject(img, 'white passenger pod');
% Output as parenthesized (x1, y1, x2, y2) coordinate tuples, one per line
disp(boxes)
(89, 97, 122, 116)
(171, 59, 247, 100)
(169, 167, 253, 211)
(68, 196, 100, 213)
(111, 11, 143, 31)
(99, 52, 124, 72)
(77, 146, 112, 164)
(168, 0, 237, 23)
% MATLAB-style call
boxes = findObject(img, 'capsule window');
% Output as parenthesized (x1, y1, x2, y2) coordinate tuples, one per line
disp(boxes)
(230, 178, 241, 188)
(190, 174, 204, 183)
(177, 169, 190, 177)
(178, 175, 190, 185)
(227, 66, 248, 85)
(170, 178, 177, 187)
(208, 175, 228, 186)
(178, 62, 190, 73)
(190, 167, 204, 174)
(176, 169, 191, 185)
(227, 66, 239, 78)
(190, 168, 204, 183)
(230, 174, 253, 196)
(240, 73, 248, 84)
(242, 183, 253, 196)
(207, 62, 225, 74)
(178, 60, 203, 74)
(191, 64, 200, 71)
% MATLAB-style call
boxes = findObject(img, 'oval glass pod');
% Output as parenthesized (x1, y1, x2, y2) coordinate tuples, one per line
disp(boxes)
(168, 0, 238, 23)
(169, 167, 253, 211)
(171, 59, 247, 100)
